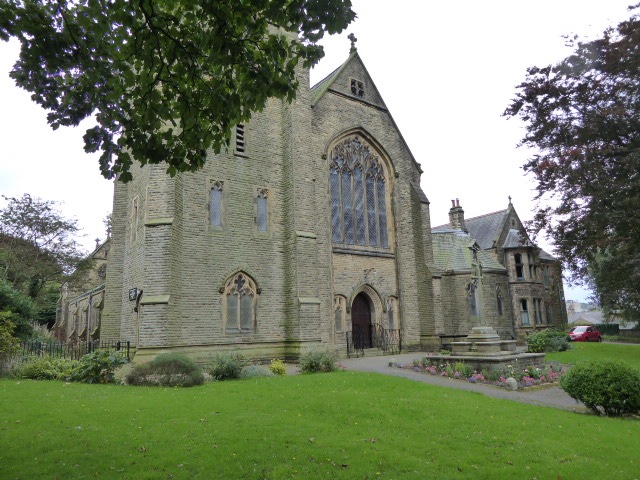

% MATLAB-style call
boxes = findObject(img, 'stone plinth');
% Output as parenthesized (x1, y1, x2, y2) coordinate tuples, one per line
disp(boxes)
(475, 341, 502, 354)
(422, 352, 545, 371)
(433, 327, 544, 368)
(451, 342, 471, 354)
(465, 326, 501, 342)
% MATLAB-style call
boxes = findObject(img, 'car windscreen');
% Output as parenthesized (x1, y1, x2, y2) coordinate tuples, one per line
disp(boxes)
(571, 326, 588, 332)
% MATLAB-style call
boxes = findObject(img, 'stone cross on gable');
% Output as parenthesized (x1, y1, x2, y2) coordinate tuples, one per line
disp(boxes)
(348, 33, 357, 53)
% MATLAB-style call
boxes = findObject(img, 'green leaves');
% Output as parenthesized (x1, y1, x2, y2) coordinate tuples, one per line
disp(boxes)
(505, 7, 640, 319)
(1, 0, 355, 181)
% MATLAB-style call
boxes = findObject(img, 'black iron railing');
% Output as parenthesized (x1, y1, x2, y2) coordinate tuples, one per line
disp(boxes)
(346, 324, 402, 357)
(19, 340, 131, 361)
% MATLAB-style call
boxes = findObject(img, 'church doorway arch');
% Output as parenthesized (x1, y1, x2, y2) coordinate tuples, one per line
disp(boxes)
(351, 292, 373, 349)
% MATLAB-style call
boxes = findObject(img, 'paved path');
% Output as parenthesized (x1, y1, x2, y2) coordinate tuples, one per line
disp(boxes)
(339, 352, 587, 413)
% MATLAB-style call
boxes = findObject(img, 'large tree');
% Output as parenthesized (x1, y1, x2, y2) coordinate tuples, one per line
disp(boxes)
(504, 7, 640, 321)
(0, 0, 355, 182)
(0, 194, 88, 296)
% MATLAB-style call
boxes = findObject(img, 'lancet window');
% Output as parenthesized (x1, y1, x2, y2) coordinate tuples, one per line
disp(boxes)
(329, 136, 389, 247)
(210, 180, 224, 227)
(257, 188, 269, 233)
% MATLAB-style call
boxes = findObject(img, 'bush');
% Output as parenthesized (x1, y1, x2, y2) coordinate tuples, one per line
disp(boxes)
(205, 352, 246, 381)
(240, 365, 275, 379)
(596, 323, 619, 336)
(299, 351, 337, 373)
(527, 330, 571, 353)
(454, 362, 474, 378)
(268, 358, 287, 376)
(0, 316, 20, 370)
(560, 360, 640, 416)
(69, 350, 128, 384)
(127, 353, 204, 387)
(14, 355, 79, 380)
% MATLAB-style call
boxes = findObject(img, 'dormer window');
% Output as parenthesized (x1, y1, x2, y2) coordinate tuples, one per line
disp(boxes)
(350, 78, 364, 97)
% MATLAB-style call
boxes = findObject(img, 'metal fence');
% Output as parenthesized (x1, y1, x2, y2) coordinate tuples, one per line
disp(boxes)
(346, 324, 402, 358)
(19, 340, 131, 361)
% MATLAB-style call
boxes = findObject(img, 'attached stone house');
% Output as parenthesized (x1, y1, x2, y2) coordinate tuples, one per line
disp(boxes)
(56, 46, 566, 360)
(433, 199, 567, 342)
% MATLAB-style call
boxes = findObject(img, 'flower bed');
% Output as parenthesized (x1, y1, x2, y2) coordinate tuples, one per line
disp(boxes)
(396, 356, 567, 390)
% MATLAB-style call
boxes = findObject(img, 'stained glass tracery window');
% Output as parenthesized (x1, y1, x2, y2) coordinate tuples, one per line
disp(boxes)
(224, 272, 258, 333)
(329, 136, 389, 248)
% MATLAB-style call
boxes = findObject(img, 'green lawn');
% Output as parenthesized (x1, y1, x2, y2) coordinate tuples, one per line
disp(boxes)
(547, 342, 640, 369)
(1, 372, 639, 479)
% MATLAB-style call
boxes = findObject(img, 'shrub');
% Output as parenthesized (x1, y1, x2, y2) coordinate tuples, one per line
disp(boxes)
(299, 351, 337, 373)
(14, 355, 79, 380)
(527, 330, 571, 353)
(69, 350, 128, 384)
(205, 352, 246, 381)
(240, 365, 275, 379)
(268, 358, 287, 376)
(126, 353, 204, 387)
(595, 323, 619, 336)
(560, 360, 640, 416)
(0, 316, 20, 372)
(454, 362, 474, 378)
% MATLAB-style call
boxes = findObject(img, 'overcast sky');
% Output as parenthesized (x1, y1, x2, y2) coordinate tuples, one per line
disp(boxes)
(0, 1, 634, 302)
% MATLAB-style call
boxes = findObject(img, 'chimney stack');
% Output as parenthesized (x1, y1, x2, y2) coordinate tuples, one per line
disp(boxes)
(449, 198, 467, 232)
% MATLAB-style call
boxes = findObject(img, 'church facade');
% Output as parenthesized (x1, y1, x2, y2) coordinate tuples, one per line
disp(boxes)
(55, 47, 566, 361)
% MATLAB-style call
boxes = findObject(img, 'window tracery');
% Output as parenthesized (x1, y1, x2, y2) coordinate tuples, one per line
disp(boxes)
(223, 272, 258, 333)
(329, 136, 389, 247)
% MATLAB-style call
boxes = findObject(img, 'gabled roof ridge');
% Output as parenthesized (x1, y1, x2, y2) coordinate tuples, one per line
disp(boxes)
(464, 208, 509, 224)
(432, 208, 508, 231)
(310, 51, 358, 105)
(310, 63, 342, 92)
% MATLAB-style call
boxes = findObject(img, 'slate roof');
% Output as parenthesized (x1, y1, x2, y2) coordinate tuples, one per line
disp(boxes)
(464, 209, 509, 249)
(432, 231, 505, 273)
(310, 51, 357, 106)
(502, 228, 525, 248)
(432, 207, 559, 261)
(538, 249, 556, 261)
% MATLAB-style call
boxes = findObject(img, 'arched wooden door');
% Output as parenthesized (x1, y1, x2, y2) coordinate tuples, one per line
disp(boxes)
(351, 293, 372, 349)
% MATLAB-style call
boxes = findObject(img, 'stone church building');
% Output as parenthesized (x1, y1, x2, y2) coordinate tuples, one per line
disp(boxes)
(55, 46, 566, 361)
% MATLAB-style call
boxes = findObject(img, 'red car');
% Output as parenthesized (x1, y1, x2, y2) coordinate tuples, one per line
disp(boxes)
(568, 325, 602, 342)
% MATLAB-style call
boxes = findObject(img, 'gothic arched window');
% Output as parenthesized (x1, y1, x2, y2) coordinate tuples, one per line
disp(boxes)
(223, 272, 258, 333)
(329, 136, 389, 247)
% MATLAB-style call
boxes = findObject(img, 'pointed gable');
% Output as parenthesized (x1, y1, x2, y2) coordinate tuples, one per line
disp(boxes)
(453, 209, 508, 249)
(311, 51, 387, 110)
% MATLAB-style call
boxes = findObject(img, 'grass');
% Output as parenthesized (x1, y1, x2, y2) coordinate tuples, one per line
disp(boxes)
(1, 372, 639, 479)
(547, 342, 640, 370)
